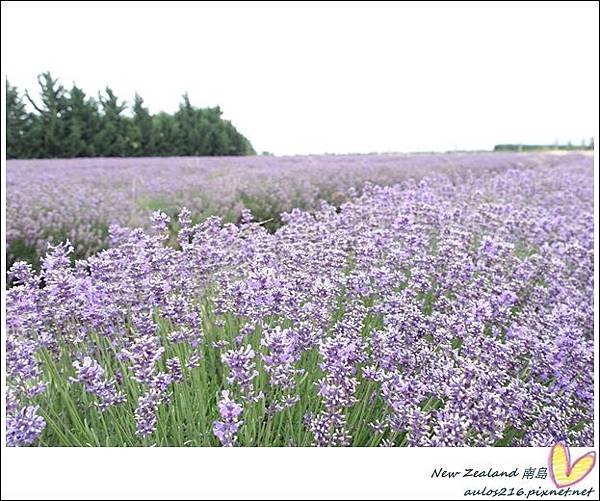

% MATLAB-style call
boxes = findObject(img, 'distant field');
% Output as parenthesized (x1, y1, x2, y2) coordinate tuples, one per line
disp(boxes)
(6, 152, 569, 269)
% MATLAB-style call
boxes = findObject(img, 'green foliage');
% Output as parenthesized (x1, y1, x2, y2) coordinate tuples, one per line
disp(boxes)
(494, 141, 593, 152)
(63, 85, 100, 157)
(6, 80, 34, 158)
(6, 73, 255, 159)
(95, 87, 129, 156)
(25, 72, 69, 158)
(130, 93, 155, 156)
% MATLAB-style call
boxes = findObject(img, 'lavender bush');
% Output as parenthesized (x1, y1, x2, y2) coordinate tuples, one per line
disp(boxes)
(5, 153, 594, 447)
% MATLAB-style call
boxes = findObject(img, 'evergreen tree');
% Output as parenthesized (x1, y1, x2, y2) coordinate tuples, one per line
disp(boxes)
(153, 112, 178, 156)
(96, 87, 128, 156)
(131, 93, 154, 156)
(25, 72, 69, 158)
(6, 73, 255, 158)
(203, 107, 229, 155)
(63, 85, 100, 157)
(174, 93, 202, 155)
(6, 80, 33, 158)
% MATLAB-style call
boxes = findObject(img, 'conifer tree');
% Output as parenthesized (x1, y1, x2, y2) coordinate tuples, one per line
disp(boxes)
(131, 93, 154, 156)
(6, 80, 33, 158)
(153, 111, 178, 156)
(6, 74, 255, 158)
(25, 72, 68, 158)
(63, 85, 100, 157)
(96, 87, 128, 156)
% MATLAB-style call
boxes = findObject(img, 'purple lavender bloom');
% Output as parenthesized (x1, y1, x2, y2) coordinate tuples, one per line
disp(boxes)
(213, 390, 244, 446)
(134, 389, 162, 437)
(71, 357, 126, 410)
(166, 357, 183, 383)
(177, 207, 193, 247)
(26, 381, 47, 398)
(6, 406, 46, 447)
(6, 337, 41, 382)
(307, 409, 351, 447)
(121, 330, 165, 385)
(186, 352, 202, 370)
(221, 345, 259, 392)
(151, 211, 170, 239)
(6, 388, 19, 414)
(261, 326, 300, 390)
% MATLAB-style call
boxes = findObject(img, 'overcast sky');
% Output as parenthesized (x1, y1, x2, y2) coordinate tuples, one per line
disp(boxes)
(2, 1, 598, 155)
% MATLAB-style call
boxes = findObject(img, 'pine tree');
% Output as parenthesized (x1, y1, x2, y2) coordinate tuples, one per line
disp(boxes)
(6, 80, 33, 158)
(131, 93, 155, 156)
(96, 87, 128, 156)
(25, 72, 69, 158)
(63, 85, 100, 157)
(6, 74, 255, 158)
(153, 112, 178, 156)
(174, 93, 200, 155)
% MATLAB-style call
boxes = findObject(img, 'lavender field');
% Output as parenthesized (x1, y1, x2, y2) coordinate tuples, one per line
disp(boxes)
(7, 153, 553, 269)
(6, 152, 594, 447)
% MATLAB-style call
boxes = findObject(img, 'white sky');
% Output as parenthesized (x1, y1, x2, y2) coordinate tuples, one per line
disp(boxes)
(1, 1, 598, 155)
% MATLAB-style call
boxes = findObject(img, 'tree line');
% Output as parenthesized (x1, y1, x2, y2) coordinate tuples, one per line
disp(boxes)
(494, 141, 593, 152)
(6, 72, 255, 159)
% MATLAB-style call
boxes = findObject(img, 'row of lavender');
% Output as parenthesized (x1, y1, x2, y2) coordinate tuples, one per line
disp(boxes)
(6, 153, 593, 446)
(7, 153, 553, 268)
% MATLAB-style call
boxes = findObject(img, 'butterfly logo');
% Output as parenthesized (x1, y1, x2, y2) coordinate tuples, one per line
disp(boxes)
(549, 442, 596, 488)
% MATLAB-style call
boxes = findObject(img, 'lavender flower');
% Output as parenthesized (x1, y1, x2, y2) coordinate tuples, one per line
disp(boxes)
(71, 357, 126, 410)
(134, 389, 162, 437)
(186, 352, 202, 370)
(221, 345, 259, 393)
(213, 390, 244, 446)
(6, 406, 46, 447)
(121, 328, 164, 385)
(166, 357, 183, 383)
